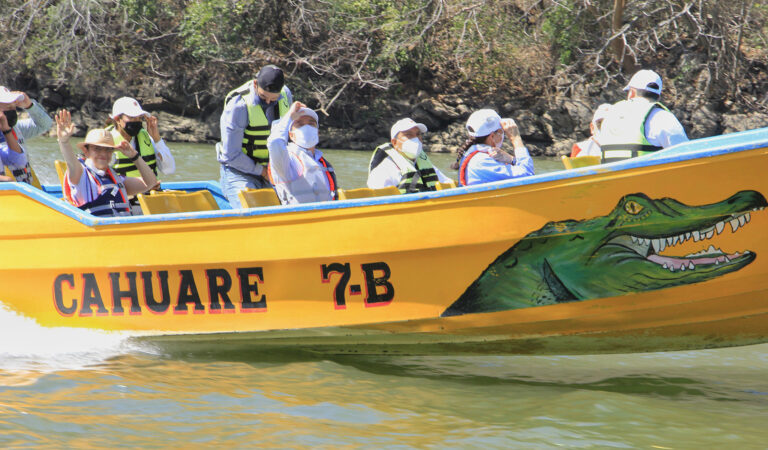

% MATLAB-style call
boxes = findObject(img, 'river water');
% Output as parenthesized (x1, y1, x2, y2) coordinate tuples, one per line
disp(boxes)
(1, 139, 766, 447)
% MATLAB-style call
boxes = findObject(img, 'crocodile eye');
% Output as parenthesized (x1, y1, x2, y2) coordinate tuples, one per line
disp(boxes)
(624, 200, 644, 215)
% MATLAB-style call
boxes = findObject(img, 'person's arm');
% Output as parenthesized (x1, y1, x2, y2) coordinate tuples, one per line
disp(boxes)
(143, 115, 176, 175)
(218, 96, 264, 175)
(119, 141, 159, 196)
(0, 112, 23, 154)
(645, 109, 689, 148)
(55, 110, 84, 185)
(282, 86, 293, 105)
(267, 101, 304, 182)
(469, 151, 534, 184)
(15, 94, 53, 141)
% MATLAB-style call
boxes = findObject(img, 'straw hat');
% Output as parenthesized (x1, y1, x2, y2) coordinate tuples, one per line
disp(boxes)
(77, 128, 118, 152)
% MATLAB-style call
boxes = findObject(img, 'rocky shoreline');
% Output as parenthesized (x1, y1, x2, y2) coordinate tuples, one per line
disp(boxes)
(31, 83, 768, 158)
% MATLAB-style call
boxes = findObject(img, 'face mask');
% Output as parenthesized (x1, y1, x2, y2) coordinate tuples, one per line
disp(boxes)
(399, 137, 422, 160)
(4, 109, 18, 128)
(292, 125, 319, 149)
(123, 121, 143, 137)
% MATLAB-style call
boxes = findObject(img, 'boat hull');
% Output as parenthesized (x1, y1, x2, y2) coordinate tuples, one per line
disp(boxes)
(2, 130, 768, 354)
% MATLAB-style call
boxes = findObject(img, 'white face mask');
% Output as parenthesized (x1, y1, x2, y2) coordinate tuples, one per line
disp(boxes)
(399, 137, 422, 160)
(292, 125, 319, 149)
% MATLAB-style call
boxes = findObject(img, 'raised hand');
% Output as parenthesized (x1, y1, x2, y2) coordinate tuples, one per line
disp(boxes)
(117, 140, 137, 158)
(501, 118, 525, 149)
(145, 115, 161, 142)
(12, 92, 32, 109)
(489, 148, 515, 164)
(288, 101, 307, 121)
(55, 110, 75, 141)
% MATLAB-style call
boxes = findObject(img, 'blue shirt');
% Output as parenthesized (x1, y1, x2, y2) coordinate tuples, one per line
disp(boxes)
(459, 143, 534, 186)
(217, 82, 292, 176)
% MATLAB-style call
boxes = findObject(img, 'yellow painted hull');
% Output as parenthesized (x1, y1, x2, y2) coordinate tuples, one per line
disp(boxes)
(1, 132, 767, 354)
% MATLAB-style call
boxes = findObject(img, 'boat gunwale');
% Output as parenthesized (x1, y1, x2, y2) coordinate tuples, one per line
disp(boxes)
(3, 126, 767, 227)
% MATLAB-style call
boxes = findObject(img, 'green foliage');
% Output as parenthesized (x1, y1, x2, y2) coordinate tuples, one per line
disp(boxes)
(179, 0, 251, 61)
(542, 0, 584, 65)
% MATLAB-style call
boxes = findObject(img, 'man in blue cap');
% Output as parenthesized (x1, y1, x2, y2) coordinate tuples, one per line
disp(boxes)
(599, 69, 688, 163)
(216, 65, 293, 207)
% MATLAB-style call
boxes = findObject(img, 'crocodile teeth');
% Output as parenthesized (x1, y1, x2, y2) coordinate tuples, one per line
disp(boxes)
(680, 264, 686, 271)
(724, 256, 730, 262)
(667, 237, 674, 246)
(738, 215, 747, 226)
(685, 232, 691, 240)
(705, 229, 714, 239)
(688, 262, 695, 270)
(715, 221, 725, 234)
(692, 230, 701, 241)
(662, 263, 668, 269)
(745, 212, 751, 223)
(730, 218, 740, 232)
(652, 239, 666, 253)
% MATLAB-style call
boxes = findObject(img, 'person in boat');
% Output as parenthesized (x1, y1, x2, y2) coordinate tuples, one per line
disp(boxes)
(0, 109, 26, 182)
(55, 110, 158, 217)
(217, 65, 293, 208)
(570, 103, 611, 158)
(453, 109, 534, 187)
(0, 86, 53, 184)
(266, 101, 337, 205)
(367, 118, 453, 193)
(599, 69, 688, 163)
(106, 97, 175, 178)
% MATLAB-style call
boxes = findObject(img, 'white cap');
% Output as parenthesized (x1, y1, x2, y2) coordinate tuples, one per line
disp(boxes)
(466, 109, 501, 137)
(0, 87, 23, 104)
(592, 103, 612, 126)
(111, 97, 150, 119)
(624, 69, 662, 95)
(390, 118, 427, 140)
(294, 107, 319, 124)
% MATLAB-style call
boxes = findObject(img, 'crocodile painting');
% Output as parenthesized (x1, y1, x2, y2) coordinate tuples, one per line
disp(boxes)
(443, 190, 767, 316)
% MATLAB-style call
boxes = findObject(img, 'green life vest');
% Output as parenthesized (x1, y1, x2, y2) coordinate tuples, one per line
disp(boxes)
(108, 126, 157, 177)
(368, 143, 439, 194)
(599, 99, 669, 163)
(224, 81, 290, 165)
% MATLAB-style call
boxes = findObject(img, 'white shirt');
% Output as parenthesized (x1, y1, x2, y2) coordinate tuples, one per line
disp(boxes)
(644, 106, 689, 148)
(146, 136, 175, 174)
(367, 151, 451, 189)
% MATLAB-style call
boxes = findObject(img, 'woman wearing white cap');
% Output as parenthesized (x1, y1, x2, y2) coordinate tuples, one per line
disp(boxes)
(55, 110, 158, 217)
(266, 101, 337, 205)
(106, 97, 175, 178)
(453, 109, 534, 186)
(367, 118, 453, 193)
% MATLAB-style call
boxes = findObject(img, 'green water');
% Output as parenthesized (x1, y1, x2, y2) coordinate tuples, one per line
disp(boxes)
(2, 138, 766, 447)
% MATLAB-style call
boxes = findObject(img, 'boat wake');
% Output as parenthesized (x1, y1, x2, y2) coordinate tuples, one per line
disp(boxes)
(0, 303, 154, 374)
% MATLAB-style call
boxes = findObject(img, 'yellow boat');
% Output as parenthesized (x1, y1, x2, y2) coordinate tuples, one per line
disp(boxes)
(2, 128, 767, 355)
